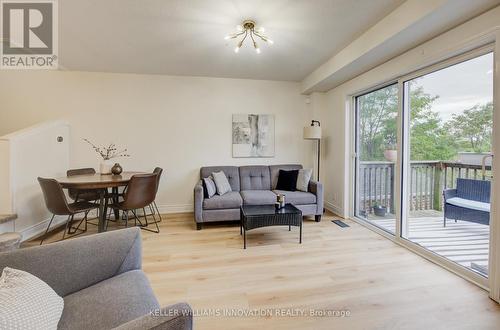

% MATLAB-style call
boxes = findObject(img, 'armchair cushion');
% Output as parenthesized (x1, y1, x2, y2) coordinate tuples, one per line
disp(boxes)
(203, 191, 242, 210)
(446, 197, 490, 213)
(58, 270, 159, 330)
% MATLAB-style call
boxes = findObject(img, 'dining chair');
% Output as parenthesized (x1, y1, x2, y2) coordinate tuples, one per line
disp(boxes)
(38, 177, 99, 244)
(66, 168, 101, 232)
(149, 167, 163, 222)
(107, 173, 160, 233)
(66, 168, 100, 202)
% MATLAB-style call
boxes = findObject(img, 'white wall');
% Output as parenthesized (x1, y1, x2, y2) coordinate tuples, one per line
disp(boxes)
(0, 121, 70, 238)
(318, 6, 500, 217)
(0, 71, 312, 214)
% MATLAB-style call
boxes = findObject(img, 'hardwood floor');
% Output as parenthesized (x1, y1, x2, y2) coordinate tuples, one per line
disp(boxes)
(28, 212, 500, 329)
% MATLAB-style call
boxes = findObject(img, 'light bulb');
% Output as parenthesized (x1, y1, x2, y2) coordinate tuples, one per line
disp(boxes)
(236, 25, 243, 32)
(255, 48, 261, 54)
(234, 46, 240, 53)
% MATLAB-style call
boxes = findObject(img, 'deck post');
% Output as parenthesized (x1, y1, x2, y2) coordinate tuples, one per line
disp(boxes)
(433, 162, 443, 211)
(390, 163, 395, 214)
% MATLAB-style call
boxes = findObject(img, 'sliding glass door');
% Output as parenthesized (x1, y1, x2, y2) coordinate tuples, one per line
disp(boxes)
(354, 84, 398, 234)
(353, 48, 495, 280)
(401, 52, 494, 277)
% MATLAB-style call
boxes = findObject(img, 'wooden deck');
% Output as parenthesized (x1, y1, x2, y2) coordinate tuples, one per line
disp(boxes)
(367, 211, 489, 276)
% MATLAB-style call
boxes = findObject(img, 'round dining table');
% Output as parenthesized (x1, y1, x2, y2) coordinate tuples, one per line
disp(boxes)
(55, 172, 144, 232)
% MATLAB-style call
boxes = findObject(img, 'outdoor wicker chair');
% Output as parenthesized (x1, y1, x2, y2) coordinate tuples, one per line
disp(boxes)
(443, 178, 490, 226)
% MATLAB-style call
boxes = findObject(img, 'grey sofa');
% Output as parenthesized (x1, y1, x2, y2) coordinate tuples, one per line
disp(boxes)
(194, 164, 323, 230)
(0, 228, 192, 330)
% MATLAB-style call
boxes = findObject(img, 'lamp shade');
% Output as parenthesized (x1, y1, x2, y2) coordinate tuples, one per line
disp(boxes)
(303, 125, 321, 140)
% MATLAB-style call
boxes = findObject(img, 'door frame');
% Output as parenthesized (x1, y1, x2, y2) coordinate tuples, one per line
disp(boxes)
(352, 81, 398, 235)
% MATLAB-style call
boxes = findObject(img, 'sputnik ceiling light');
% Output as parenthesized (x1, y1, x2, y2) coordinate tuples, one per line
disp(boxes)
(224, 20, 273, 54)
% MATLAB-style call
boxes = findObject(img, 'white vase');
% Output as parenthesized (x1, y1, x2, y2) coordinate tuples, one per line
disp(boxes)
(100, 160, 113, 175)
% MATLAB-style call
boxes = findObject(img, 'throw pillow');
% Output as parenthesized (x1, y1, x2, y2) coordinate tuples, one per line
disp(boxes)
(296, 168, 313, 192)
(0, 267, 64, 329)
(202, 176, 217, 198)
(212, 171, 232, 195)
(276, 169, 299, 191)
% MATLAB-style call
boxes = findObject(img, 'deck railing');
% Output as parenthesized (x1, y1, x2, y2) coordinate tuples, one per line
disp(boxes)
(359, 161, 491, 214)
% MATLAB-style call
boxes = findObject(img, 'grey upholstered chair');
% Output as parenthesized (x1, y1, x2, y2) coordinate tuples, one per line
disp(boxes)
(0, 228, 192, 330)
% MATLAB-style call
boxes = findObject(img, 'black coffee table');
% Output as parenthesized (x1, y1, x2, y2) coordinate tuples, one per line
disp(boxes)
(240, 204, 303, 249)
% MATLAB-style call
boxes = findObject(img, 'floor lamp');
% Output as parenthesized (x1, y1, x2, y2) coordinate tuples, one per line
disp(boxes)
(303, 120, 322, 181)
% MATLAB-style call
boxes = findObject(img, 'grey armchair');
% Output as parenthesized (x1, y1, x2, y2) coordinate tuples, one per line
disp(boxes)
(0, 228, 193, 330)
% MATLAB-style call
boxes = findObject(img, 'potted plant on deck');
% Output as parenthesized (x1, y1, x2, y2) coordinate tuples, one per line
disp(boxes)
(372, 202, 387, 217)
(383, 134, 397, 162)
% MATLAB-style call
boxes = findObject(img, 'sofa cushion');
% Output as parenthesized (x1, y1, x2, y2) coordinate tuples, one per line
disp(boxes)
(212, 171, 232, 195)
(200, 166, 240, 191)
(273, 190, 317, 205)
(239, 166, 271, 190)
(240, 190, 276, 205)
(446, 197, 490, 213)
(203, 191, 242, 210)
(269, 165, 303, 189)
(276, 170, 299, 191)
(296, 168, 313, 192)
(58, 270, 159, 330)
(202, 176, 216, 198)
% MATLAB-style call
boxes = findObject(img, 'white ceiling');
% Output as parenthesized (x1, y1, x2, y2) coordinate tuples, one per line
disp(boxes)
(59, 0, 405, 81)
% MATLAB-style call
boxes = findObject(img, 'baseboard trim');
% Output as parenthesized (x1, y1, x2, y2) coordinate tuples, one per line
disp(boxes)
(18, 204, 192, 242)
(324, 201, 343, 217)
(19, 215, 68, 242)
(156, 204, 193, 214)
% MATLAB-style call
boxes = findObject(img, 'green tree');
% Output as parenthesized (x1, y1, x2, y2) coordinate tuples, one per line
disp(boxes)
(358, 85, 398, 161)
(409, 85, 456, 161)
(445, 102, 493, 153)
(359, 83, 456, 161)
(358, 83, 492, 162)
